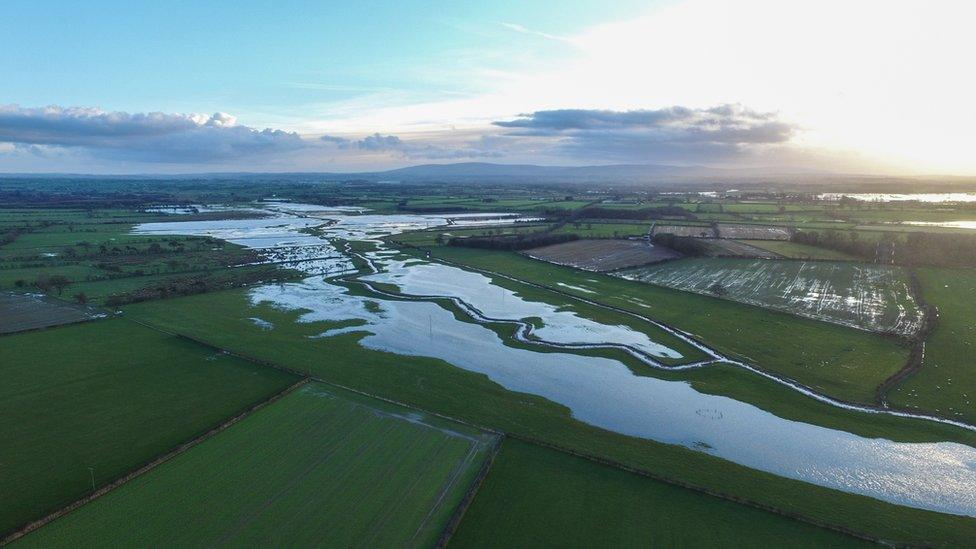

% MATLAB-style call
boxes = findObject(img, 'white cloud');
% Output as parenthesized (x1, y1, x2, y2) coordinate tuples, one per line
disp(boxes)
(0, 105, 303, 163)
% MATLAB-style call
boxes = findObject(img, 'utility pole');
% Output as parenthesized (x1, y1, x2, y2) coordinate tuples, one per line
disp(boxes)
(88, 467, 95, 492)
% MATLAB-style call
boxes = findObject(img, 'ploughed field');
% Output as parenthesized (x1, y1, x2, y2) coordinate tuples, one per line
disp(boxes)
(618, 258, 924, 336)
(522, 238, 679, 271)
(651, 223, 792, 240)
(18, 383, 497, 548)
(696, 238, 780, 258)
(0, 292, 104, 334)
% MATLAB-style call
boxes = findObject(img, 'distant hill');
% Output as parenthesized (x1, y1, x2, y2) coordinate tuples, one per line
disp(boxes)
(4, 162, 976, 191)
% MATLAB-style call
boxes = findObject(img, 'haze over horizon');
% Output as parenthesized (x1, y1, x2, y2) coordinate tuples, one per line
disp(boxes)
(1, 0, 973, 176)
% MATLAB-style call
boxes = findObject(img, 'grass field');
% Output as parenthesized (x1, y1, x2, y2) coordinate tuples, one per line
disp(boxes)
(417, 246, 909, 403)
(889, 268, 976, 423)
(619, 258, 923, 336)
(119, 288, 976, 545)
(450, 439, 868, 547)
(18, 382, 495, 547)
(739, 240, 858, 260)
(0, 319, 298, 536)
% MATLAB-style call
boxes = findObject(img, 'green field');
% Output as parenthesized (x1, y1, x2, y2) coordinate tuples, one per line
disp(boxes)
(619, 258, 923, 336)
(19, 383, 496, 547)
(451, 439, 868, 547)
(0, 319, 298, 536)
(413, 246, 909, 403)
(118, 288, 976, 545)
(889, 268, 976, 423)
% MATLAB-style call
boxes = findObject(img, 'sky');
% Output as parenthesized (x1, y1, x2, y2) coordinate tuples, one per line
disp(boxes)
(0, 0, 973, 175)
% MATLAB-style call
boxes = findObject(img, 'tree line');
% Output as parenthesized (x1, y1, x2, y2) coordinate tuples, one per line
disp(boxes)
(794, 229, 976, 268)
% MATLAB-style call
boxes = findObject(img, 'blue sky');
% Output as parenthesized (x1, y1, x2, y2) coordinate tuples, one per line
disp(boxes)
(2, 1, 643, 118)
(1, 0, 974, 174)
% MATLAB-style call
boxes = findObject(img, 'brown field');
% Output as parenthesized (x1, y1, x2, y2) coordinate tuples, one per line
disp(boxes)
(698, 239, 781, 258)
(0, 292, 104, 334)
(716, 224, 792, 240)
(523, 239, 680, 271)
(651, 224, 717, 238)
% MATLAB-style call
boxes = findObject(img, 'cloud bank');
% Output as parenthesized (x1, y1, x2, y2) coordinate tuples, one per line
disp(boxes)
(492, 105, 796, 163)
(0, 105, 304, 163)
(0, 103, 810, 172)
(320, 132, 501, 160)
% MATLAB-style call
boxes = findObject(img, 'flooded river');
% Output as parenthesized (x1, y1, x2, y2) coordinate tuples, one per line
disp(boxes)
(134, 203, 976, 517)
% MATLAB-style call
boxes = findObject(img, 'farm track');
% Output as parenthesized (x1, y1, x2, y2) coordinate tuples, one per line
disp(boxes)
(0, 377, 310, 546)
(378, 244, 976, 432)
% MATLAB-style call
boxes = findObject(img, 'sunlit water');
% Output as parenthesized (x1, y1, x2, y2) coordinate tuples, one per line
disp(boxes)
(903, 221, 976, 230)
(819, 192, 976, 203)
(133, 203, 976, 517)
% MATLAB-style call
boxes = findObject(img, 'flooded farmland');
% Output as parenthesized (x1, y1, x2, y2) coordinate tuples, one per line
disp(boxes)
(132, 203, 976, 517)
(618, 258, 924, 336)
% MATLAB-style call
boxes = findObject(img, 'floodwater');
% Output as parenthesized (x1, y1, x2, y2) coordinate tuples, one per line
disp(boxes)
(903, 221, 976, 230)
(818, 192, 976, 203)
(133, 203, 976, 517)
(361, 258, 684, 360)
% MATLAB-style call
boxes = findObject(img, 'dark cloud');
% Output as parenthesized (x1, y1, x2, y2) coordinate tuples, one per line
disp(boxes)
(492, 105, 796, 163)
(320, 132, 500, 159)
(0, 105, 305, 163)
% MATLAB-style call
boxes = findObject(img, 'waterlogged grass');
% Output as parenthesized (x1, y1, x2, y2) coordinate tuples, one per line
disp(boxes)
(451, 439, 868, 548)
(890, 268, 976, 423)
(419, 246, 910, 404)
(19, 383, 494, 548)
(0, 319, 297, 536)
(121, 289, 976, 545)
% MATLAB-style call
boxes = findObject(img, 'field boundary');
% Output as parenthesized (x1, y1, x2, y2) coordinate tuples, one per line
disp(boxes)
(434, 435, 505, 548)
(875, 270, 939, 405)
(0, 377, 309, 546)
